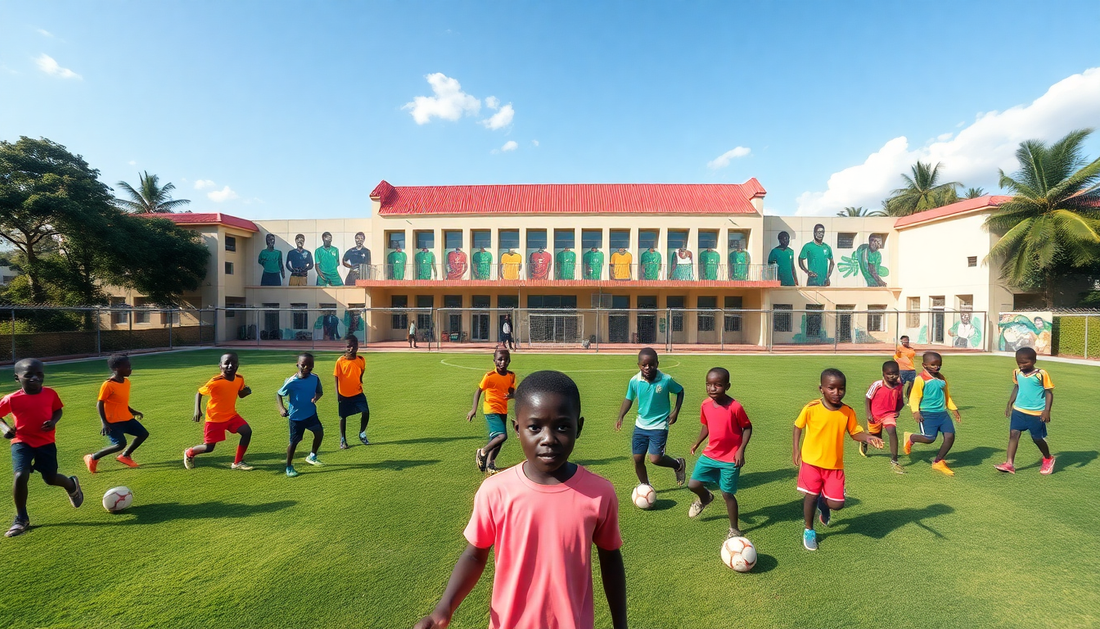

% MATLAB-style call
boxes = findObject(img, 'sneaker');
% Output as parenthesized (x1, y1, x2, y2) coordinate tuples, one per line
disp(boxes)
(688, 491, 714, 518)
(115, 455, 139, 468)
(859, 441, 868, 457)
(339, 439, 349, 450)
(183, 449, 195, 470)
(931, 460, 955, 476)
(286, 466, 299, 478)
(1040, 457, 1056, 475)
(231, 461, 254, 471)
(359, 432, 371, 446)
(891, 460, 907, 475)
(487, 463, 500, 475)
(903, 432, 913, 456)
(803, 528, 818, 551)
(994, 462, 1016, 474)
(83, 454, 97, 474)
(817, 495, 831, 527)
(475, 448, 488, 472)
(727, 527, 743, 539)
(5, 517, 29, 538)
(67, 476, 84, 508)
(674, 457, 687, 486)
(305, 453, 324, 466)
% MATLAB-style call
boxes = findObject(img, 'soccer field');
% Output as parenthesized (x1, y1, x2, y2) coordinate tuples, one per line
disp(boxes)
(0, 349, 1098, 629)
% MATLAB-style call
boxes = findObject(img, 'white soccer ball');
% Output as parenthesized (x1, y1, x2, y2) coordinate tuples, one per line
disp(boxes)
(103, 486, 133, 513)
(631, 483, 656, 510)
(721, 536, 757, 572)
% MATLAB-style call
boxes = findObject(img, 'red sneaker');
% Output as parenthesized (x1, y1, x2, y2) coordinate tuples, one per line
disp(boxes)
(993, 462, 1015, 474)
(115, 455, 139, 468)
(83, 454, 97, 474)
(1040, 457, 1055, 475)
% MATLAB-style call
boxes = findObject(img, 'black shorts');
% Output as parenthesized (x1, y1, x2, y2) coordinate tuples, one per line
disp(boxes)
(337, 393, 369, 418)
(11, 442, 58, 478)
(289, 415, 323, 444)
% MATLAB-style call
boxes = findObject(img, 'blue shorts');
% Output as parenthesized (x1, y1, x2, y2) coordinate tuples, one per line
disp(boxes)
(11, 442, 58, 478)
(918, 410, 955, 437)
(337, 393, 369, 418)
(485, 413, 508, 440)
(289, 414, 323, 444)
(631, 427, 668, 457)
(1010, 409, 1048, 440)
(106, 419, 149, 447)
(690, 455, 741, 494)
(899, 370, 916, 385)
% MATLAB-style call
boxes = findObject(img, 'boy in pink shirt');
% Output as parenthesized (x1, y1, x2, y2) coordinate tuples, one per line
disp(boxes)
(862, 360, 906, 474)
(414, 370, 627, 629)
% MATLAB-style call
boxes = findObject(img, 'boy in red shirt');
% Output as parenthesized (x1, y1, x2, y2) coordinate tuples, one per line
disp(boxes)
(0, 358, 84, 537)
(185, 353, 254, 470)
(84, 354, 148, 473)
(862, 360, 906, 474)
(415, 370, 626, 629)
(466, 348, 516, 475)
(686, 367, 753, 539)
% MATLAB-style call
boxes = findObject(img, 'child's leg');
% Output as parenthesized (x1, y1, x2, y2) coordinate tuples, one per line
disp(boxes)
(359, 409, 369, 436)
(721, 492, 740, 532)
(802, 492, 817, 530)
(339, 415, 348, 442)
(687, 478, 712, 503)
(310, 425, 324, 456)
(885, 425, 899, 461)
(1033, 436, 1052, 459)
(647, 453, 680, 470)
(92, 440, 125, 460)
(485, 433, 507, 465)
(286, 422, 303, 466)
(632, 453, 649, 485)
(12, 470, 30, 521)
(189, 442, 215, 456)
(235, 423, 252, 464)
(42, 471, 76, 493)
(934, 432, 955, 462)
(286, 438, 301, 466)
(122, 422, 149, 458)
(1005, 429, 1022, 464)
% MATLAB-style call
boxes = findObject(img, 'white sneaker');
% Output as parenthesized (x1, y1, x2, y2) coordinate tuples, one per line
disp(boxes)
(305, 453, 324, 466)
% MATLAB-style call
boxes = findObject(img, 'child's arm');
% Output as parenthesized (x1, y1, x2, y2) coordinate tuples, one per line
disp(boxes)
(97, 401, 111, 436)
(465, 388, 483, 422)
(690, 423, 709, 455)
(864, 396, 874, 428)
(0, 419, 13, 439)
(614, 398, 633, 431)
(276, 394, 289, 418)
(193, 392, 204, 422)
(1005, 384, 1019, 418)
(412, 544, 490, 629)
(41, 408, 63, 432)
(909, 378, 923, 423)
(1042, 389, 1053, 423)
(128, 406, 143, 420)
(333, 376, 341, 398)
(791, 425, 803, 467)
(313, 378, 323, 404)
(239, 386, 252, 398)
(851, 430, 883, 448)
(667, 389, 685, 425)
(734, 426, 752, 468)
(944, 381, 961, 423)
(506, 386, 515, 401)
(598, 547, 628, 629)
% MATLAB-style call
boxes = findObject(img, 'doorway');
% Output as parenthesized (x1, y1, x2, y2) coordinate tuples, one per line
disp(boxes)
(637, 296, 657, 343)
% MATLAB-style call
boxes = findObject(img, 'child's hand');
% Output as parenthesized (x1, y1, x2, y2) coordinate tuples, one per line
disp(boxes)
(1005, 407, 1012, 418)
(133, 411, 144, 420)
(465, 410, 476, 422)
(667, 410, 679, 425)
(412, 612, 451, 629)
(868, 436, 884, 449)
(690, 443, 699, 455)
(279, 409, 289, 418)
(953, 410, 962, 424)
(792, 450, 802, 467)
(41, 420, 57, 432)
(734, 450, 746, 468)
(311, 396, 319, 404)
(0, 426, 13, 440)
(100, 423, 110, 436)
(614, 417, 624, 431)
(912, 411, 922, 424)
(1041, 410, 1051, 423)
(192, 413, 203, 423)
(241, 387, 252, 397)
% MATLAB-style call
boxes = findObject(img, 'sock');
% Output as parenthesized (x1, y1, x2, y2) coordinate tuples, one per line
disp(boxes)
(235, 444, 247, 464)
(185, 448, 193, 458)
(360, 431, 367, 438)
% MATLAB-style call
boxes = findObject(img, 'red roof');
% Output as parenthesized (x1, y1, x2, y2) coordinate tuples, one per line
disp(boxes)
(148, 212, 259, 232)
(369, 180, 766, 216)
(893, 195, 1012, 228)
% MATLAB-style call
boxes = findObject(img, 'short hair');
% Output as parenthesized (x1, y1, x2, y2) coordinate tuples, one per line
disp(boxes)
(107, 353, 130, 370)
(638, 347, 658, 362)
(814, 223, 825, 231)
(355, 231, 365, 238)
(220, 352, 238, 362)
(707, 367, 730, 382)
(494, 347, 510, 359)
(899, 335, 909, 340)
(295, 233, 305, 240)
(345, 335, 359, 346)
(298, 352, 314, 362)
(882, 360, 899, 372)
(922, 351, 942, 363)
(1015, 346, 1037, 360)
(820, 368, 846, 385)
(514, 370, 581, 416)
(322, 231, 332, 239)
(13, 358, 42, 374)
(778, 230, 789, 238)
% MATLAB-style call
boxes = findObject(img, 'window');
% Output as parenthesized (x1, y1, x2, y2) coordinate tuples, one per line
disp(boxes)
(637, 295, 658, 309)
(291, 303, 308, 330)
(806, 304, 825, 337)
(386, 231, 406, 250)
(581, 229, 603, 250)
(528, 295, 578, 308)
(444, 230, 463, 250)
(225, 236, 236, 252)
(697, 296, 717, 331)
(472, 230, 491, 250)
(554, 229, 575, 250)
(498, 295, 518, 309)
(724, 296, 743, 332)
(416, 295, 433, 331)
(907, 297, 920, 327)
(728, 231, 748, 251)
(956, 295, 974, 311)
(773, 304, 792, 332)
(225, 298, 245, 319)
(527, 230, 547, 250)
(967, 256, 977, 267)
(224, 261, 234, 275)
(133, 297, 149, 324)
(111, 297, 129, 325)
(610, 229, 630, 250)
(415, 231, 434, 250)
(472, 295, 490, 308)
(391, 295, 408, 330)
(698, 231, 718, 250)
(443, 295, 462, 308)
(837, 233, 856, 249)
(667, 296, 685, 332)
(499, 230, 519, 251)
(668, 229, 688, 250)
(639, 229, 659, 250)
(868, 304, 887, 332)
(162, 309, 179, 325)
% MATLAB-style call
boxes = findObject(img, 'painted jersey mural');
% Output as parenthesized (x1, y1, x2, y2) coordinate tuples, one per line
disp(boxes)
(387, 245, 407, 280)
(582, 247, 604, 280)
(767, 231, 798, 286)
(948, 311, 982, 348)
(315, 232, 342, 286)
(342, 232, 371, 284)
(998, 312, 1053, 355)
(728, 243, 750, 281)
(258, 234, 284, 286)
(286, 234, 314, 286)
(610, 247, 632, 280)
(640, 248, 661, 280)
(670, 247, 693, 280)
(838, 234, 888, 287)
(500, 249, 522, 280)
(798, 223, 833, 286)
(530, 248, 552, 280)
(447, 248, 468, 280)
(699, 247, 720, 280)
(555, 247, 576, 280)
(415, 248, 436, 280)
(471, 247, 492, 280)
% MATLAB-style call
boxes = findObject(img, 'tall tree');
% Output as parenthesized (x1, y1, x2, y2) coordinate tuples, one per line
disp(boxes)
(884, 161, 961, 216)
(836, 206, 886, 217)
(963, 187, 986, 199)
(985, 129, 1100, 308)
(115, 171, 190, 214)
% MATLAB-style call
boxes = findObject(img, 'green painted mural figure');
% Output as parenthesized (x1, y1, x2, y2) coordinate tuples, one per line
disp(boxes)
(555, 246, 576, 280)
(767, 231, 798, 286)
(387, 245, 407, 280)
(798, 223, 833, 286)
(415, 247, 436, 280)
(838, 233, 889, 287)
(315, 232, 342, 286)
(670, 247, 693, 280)
(258, 233, 284, 286)
(699, 247, 720, 280)
(471, 247, 492, 280)
(948, 311, 982, 348)
(582, 247, 604, 280)
(641, 247, 662, 280)
(729, 241, 750, 280)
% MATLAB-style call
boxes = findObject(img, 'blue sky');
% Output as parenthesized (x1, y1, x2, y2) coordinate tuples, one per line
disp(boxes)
(2, 1, 1099, 219)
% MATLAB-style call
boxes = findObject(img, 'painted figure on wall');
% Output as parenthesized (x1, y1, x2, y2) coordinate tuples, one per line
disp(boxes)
(258, 233, 284, 286)
(948, 310, 982, 348)
(315, 309, 341, 341)
(641, 247, 661, 280)
(729, 239, 750, 280)
(997, 313, 1052, 354)
(582, 246, 604, 280)
(343, 308, 364, 341)
(415, 247, 436, 280)
(342, 232, 371, 285)
(472, 247, 492, 280)
(387, 244, 407, 280)
(530, 246, 552, 280)
(286, 234, 314, 286)
(671, 246, 693, 280)
(500, 248, 522, 280)
(767, 231, 798, 286)
(556, 246, 576, 280)
(315, 232, 342, 286)
(610, 246, 632, 280)
(798, 223, 833, 286)
(447, 246, 468, 280)
(839, 233, 889, 287)
(699, 246, 720, 281)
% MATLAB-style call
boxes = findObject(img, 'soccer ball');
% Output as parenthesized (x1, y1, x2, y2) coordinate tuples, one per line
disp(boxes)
(102, 486, 133, 513)
(631, 483, 656, 509)
(721, 536, 757, 572)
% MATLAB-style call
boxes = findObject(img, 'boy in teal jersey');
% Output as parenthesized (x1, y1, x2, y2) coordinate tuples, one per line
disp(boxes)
(903, 351, 962, 476)
(615, 348, 687, 488)
(257, 234, 284, 286)
(995, 347, 1055, 475)
(277, 353, 325, 477)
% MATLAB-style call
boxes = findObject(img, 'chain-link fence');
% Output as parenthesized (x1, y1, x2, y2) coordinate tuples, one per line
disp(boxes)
(1051, 312, 1100, 358)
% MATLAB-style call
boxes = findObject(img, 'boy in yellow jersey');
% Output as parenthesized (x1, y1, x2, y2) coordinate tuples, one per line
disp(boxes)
(903, 351, 962, 476)
(185, 353, 254, 470)
(467, 348, 516, 474)
(793, 368, 882, 550)
(334, 336, 370, 449)
(84, 354, 148, 473)
(995, 347, 1055, 475)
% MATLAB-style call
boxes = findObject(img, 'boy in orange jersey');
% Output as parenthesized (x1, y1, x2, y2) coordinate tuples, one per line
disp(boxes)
(185, 353, 254, 470)
(894, 335, 917, 402)
(793, 368, 883, 551)
(466, 348, 516, 475)
(84, 354, 148, 473)
(334, 336, 370, 449)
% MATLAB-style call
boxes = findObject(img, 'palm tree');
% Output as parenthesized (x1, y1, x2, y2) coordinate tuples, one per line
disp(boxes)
(884, 161, 961, 216)
(985, 129, 1100, 308)
(963, 187, 986, 199)
(836, 206, 886, 217)
(115, 171, 190, 214)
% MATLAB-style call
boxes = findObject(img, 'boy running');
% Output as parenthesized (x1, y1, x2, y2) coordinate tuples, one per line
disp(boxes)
(0, 359, 84, 537)
(334, 336, 370, 449)
(687, 367, 752, 539)
(615, 348, 687, 488)
(84, 354, 148, 473)
(277, 352, 325, 478)
(894, 335, 917, 402)
(414, 371, 626, 629)
(903, 351, 961, 476)
(467, 348, 516, 475)
(862, 360, 906, 474)
(793, 368, 883, 551)
(995, 347, 1056, 475)
(185, 352, 254, 470)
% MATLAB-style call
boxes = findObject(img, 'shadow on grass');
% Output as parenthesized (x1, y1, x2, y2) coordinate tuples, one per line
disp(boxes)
(749, 553, 778, 574)
(573, 457, 625, 466)
(383, 436, 482, 446)
(648, 498, 678, 512)
(832, 503, 954, 540)
(740, 467, 797, 489)
(737, 499, 804, 533)
(1016, 450, 1098, 473)
(48, 499, 297, 527)
(909, 445, 999, 469)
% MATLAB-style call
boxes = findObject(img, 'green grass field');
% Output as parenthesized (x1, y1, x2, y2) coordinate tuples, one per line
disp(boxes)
(0, 349, 1098, 629)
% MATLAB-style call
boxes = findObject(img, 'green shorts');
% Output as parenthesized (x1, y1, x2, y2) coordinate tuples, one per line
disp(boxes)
(485, 413, 508, 439)
(690, 455, 741, 494)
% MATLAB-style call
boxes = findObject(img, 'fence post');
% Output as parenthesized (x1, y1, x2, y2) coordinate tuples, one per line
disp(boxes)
(168, 309, 174, 350)
(1085, 315, 1090, 360)
(767, 310, 773, 353)
(10, 309, 15, 363)
(96, 307, 102, 356)
(720, 308, 725, 351)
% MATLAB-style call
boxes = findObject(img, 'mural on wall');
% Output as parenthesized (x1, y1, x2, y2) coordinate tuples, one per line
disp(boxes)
(582, 247, 604, 280)
(670, 246, 693, 280)
(471, 246, 492, 280)
(728, 240, 750, 280)
(343, 308, 366, 342)
(948, 311, 982, 348)
(530, 246, 552, 280)
(386, 244, 407, 280)
(640, 247, 661, 280)
(415, 247, 436, 280)
(798, 223, 834, 286)
(342, 232, 371, 284)
(257, 233, 285, 286)
(997, 312, 1053, 355)
(314, 232, 342, 286)
(838, 233, 889, 287)
(699, 246, 720, 280)
(610, 247, 632, 280)
(447, 247, 468, 280)
(500, 248, 522, 280)
(767, 231, 798, 286)
(555, 245, 576, 280)
(286, 234, 314, 286)
(315, 308, 341, 341)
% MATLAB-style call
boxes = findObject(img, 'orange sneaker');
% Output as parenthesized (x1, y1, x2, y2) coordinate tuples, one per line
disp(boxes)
(903, 432, 913, 456)
(931, 460, 955, 476)
(83, 454, 97, 474)
(115, 455, 139, 468)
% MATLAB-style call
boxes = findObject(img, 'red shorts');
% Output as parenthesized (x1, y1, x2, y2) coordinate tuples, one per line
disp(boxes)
(869, 414, 898, 434)
(204, 415, 248, 444)
(797, 462, 845, 502)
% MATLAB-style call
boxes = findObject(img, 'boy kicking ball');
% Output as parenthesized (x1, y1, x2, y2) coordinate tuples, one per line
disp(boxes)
(615, 348, 687, 489)
(85, 354, 148, 473)
(995, 347, 1055, 475)
(277, 352, 325, 478)
(186, 353, 254, 470)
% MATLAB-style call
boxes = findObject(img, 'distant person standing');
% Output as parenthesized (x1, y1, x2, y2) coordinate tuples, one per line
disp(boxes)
(501, 316, 516, 350)
(768, 231, 798, 286)
(408, 320, 418, 349)
(286, 234, 314, 286)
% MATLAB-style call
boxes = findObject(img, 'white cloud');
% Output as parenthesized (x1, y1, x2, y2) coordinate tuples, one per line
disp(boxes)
(795, 67, 1100, 216)
(485, 96, 500, 110)
(480, 103, 514, 130)
(207, 186, 238, 202)
(707, 146, 752, 169)
(402, 73, 481, 124)
(194, 179, 216, 190)
(35, 54, 80, 79)
(37, 29, 55, 38)
(127, 160, 137, 166)
(531, 139, 539, 147)
(501, 141, 518, 152)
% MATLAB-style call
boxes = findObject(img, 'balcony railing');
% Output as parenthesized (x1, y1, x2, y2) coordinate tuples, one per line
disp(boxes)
(356, 262, 778, 283)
